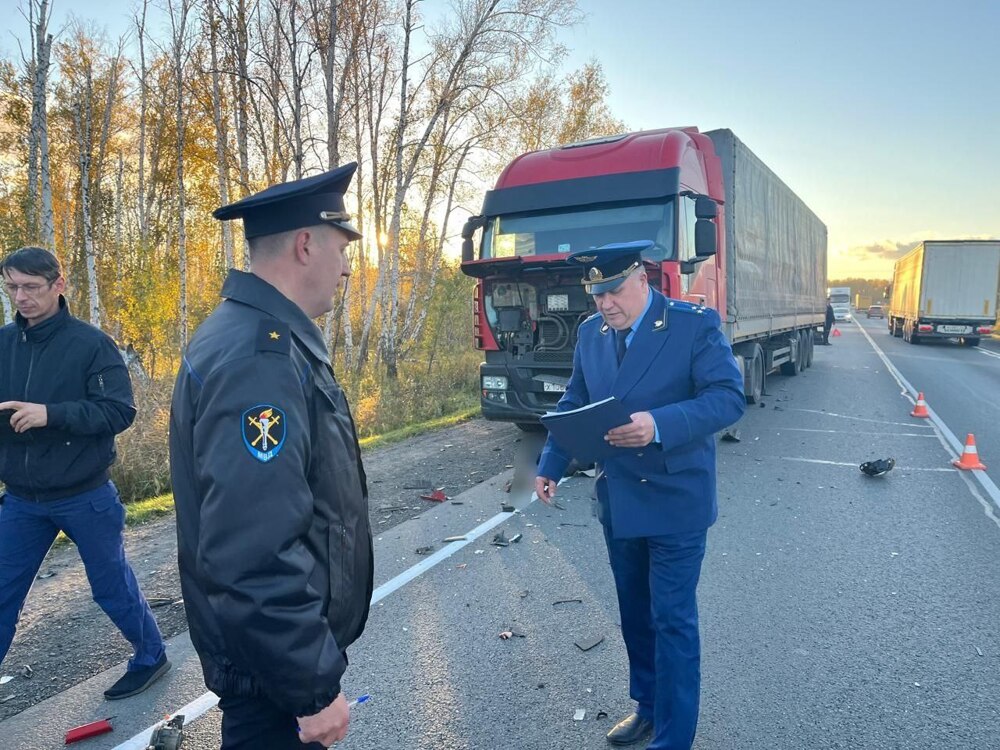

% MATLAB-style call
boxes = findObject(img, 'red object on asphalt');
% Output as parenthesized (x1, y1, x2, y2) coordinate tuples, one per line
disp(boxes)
(419, 489, 448, 502)
(65, 718, 114, 744)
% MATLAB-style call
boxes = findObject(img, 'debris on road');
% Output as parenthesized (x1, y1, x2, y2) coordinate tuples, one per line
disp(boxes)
(415, 545, 434, 555)
(65, 718, 114, 744)
(147, 713, 185, 750)
(720, 428, 741, 443)
(492, 531, 510, 547)
(147, 597, 180, 609)
(499, 629, 526, 640)
(420, 488, 449, 502)
(443, 535, 467, 543)
(402, 479, 432, 489)
(574, 709, 586, 721)
(18, 665, 32, 679)
(860, 458, 895, 477)
(509, 533, 523, 544)
(0, 675, 12, 685)
(575, 634, 605, 652)
(596, 710, 608, 719)
(501, 503, 516, 512)
(36, 570, 56, 580)
(553, 598, 583, 606)
(976, 646, 984, 657)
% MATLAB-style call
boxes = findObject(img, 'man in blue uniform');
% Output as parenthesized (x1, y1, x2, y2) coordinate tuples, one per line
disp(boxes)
(0, 246, 169, 700)
(170, 164, 373, 749)
(534, 241, 745, 749)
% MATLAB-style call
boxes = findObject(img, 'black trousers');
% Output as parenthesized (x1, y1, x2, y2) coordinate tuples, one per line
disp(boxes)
(822, 323, 831, 343)
(219, 694, 326, 750)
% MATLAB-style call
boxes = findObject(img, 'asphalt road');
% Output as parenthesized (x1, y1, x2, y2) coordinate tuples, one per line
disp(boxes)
(852, 312, 1000, 471)
(3, 323, 1000, 749)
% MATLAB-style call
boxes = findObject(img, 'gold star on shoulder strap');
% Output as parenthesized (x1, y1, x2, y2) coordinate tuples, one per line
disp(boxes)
(269, 330, 281, 340)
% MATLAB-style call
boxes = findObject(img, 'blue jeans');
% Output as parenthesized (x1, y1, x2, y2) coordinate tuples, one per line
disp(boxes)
(604, 527, 708, 750)
(0, 482, 165, 670)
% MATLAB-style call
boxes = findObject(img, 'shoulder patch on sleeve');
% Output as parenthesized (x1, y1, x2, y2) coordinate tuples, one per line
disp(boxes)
(242, 404, 287, 462)
(256, 320, 290, 354)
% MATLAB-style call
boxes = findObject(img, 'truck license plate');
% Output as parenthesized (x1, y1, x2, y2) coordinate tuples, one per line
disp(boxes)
(938, 325, 971, 334)
(543, 382, 567, 393)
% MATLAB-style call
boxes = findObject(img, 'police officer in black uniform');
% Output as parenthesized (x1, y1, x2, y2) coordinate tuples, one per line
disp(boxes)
(169, 164, 373, 749)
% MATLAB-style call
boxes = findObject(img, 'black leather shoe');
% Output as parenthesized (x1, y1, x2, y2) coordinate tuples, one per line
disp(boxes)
(606, 712, 654, 746)
(104, 654, 170, 700)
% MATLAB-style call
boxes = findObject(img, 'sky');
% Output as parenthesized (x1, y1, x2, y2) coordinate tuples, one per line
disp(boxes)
(2, 0, 997, 280)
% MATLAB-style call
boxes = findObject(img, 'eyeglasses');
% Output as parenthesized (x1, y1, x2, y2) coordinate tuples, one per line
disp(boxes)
(3, 280, 56, 297)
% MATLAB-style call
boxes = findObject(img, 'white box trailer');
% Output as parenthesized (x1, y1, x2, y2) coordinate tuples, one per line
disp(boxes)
(888, 240, 1000, 346)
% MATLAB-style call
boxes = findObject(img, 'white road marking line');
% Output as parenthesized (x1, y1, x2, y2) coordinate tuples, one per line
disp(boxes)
(745, 456, 955, 472)
(977, 347, 1000, 360)
(853, 320, 1000, 518)
(765, 427, 936, 438)
(111, 482, 554, 749)
(788, 409, 934, 429)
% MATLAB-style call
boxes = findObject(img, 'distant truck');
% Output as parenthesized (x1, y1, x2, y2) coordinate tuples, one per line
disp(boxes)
(887, 240, 1000, 346)
(459, 127, 827, 427)
(827, 286, 851, 320)
(855, 293, 872, 311)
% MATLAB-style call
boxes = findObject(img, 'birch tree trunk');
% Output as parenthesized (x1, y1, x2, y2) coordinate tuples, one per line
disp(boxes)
(135, 0, 150, 244)
(208, 0, 234, 268)
(169, 0, 191, 348)
(380, 0, 416, 380)
(1, 294, 11, 326)
(73, 72, 101, 327)
(115, 153, 124, 285)
(33, 0, 55, 248)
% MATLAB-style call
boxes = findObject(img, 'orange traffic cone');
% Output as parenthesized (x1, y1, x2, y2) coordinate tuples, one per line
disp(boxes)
(832, 328, 842, 337)
(952, 434, 986, 471)
(910, 392, 930, 418)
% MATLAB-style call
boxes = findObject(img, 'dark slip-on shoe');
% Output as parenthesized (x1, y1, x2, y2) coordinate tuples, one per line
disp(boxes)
(606, 712, 654, 746)
(104, 654, 171, 700)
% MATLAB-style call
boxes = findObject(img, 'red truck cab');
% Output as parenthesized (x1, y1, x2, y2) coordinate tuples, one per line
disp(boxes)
(460, 128, 726, 427)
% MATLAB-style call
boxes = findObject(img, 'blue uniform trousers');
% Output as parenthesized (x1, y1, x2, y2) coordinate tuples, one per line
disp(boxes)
(0, 482, 165, 670)
(603, 526, 707, 750)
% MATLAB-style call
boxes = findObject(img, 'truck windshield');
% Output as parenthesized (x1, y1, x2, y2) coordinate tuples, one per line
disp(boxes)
(481, 200, 675, 261)
(830, 294, 849, 304)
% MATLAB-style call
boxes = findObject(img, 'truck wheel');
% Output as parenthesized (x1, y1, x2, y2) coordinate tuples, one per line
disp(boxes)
(804, 330, 814, 368)
(744, 345, 765, 404)
(797, 331, 807, 372)
(961, 337, 980, 347)
(892, 319, 903, 337)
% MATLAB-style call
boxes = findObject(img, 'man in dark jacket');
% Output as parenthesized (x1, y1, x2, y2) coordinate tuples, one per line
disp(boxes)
(823, 299, 835, 344)
(170, 164, 373, 749)
(0, 247, 169, 700)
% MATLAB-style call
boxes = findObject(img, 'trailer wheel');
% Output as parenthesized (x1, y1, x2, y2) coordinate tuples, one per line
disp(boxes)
(796, 331, 807, 373)
(961, 337, 980, 347)
(744, 345, 765, 404)
(804, 330, 814, 368)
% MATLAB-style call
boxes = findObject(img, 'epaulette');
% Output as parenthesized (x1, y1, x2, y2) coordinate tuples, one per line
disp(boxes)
(256, 320, 291, 354)
(665, 299, 707, 315)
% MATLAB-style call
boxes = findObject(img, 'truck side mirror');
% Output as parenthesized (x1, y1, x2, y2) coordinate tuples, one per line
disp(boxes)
(695, 219, 717, 257)
(461, 215, 486, 263)
(694, 196, 718, 219)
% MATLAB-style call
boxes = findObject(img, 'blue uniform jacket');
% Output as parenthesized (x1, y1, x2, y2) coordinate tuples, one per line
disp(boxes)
(537, 290, 745, 538)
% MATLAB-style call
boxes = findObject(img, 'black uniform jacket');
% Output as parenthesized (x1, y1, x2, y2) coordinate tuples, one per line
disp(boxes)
(0, 297, 136, 500)
(169, 270, 373, 717)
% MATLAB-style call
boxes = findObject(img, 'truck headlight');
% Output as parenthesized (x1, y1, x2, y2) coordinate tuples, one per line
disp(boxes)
(482, 375, 508, 391)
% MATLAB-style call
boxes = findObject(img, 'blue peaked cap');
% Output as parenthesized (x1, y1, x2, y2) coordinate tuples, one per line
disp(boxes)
(567, 240, 652, 294)
(213, 163, 362, 241)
